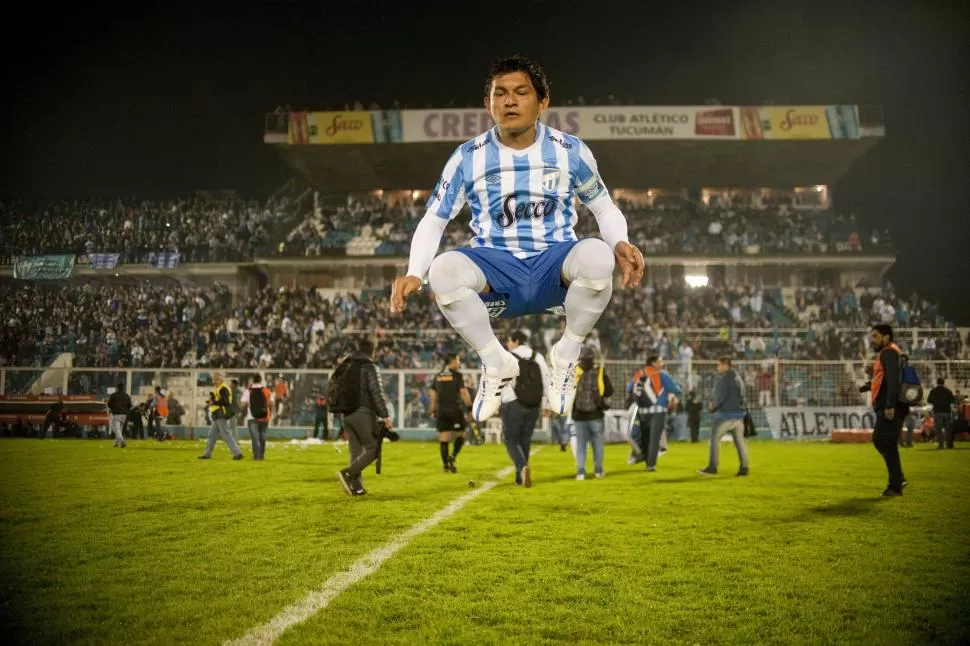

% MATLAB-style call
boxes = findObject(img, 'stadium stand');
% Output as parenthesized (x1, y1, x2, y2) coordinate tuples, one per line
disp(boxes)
(270, 193, 894, 259)
(0, 194, 297, 265)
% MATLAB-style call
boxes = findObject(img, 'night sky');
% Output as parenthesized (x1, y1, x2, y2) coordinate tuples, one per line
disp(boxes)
(2, 1, 967, 322)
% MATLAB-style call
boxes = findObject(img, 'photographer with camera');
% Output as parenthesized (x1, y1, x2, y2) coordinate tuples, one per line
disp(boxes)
(333, 338, 394, 497)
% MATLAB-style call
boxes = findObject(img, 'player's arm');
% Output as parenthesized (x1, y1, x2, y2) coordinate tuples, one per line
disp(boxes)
(391, 148, 467, 313)
(429, 388, 437, 417)
(572, 140, 644, 288)
(460, 386, 472, 408)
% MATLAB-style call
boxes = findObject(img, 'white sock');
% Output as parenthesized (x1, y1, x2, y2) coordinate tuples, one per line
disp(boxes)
(560, 239, 615, 363)
(428, 251, 506, 370)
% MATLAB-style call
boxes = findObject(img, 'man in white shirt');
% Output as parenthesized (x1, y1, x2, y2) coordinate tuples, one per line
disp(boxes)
(501, 331, 550, 487)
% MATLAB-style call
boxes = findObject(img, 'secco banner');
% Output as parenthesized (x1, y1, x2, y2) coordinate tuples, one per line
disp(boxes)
(765, 406, 877, 441)
(288, 111, 375, 144)
(741, 106, 831, 139)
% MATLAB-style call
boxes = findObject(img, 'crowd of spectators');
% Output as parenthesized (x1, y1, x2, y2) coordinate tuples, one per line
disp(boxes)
(276, 193, 893, 259)
(0, 280, 232, 368)
(0, 195, 295, 265)
(2, 276, 963, 373)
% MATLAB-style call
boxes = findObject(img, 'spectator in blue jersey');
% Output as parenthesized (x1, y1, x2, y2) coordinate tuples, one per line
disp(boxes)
(628, 355, 682, 472)
(390, 55, 645, 426)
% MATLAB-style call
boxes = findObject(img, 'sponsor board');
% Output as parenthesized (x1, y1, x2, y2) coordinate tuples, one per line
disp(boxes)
(288, 111, 375, 144)
(400, 107, 739, 142)
(765, 406, 877, 440)
(742, 106, 832, 139)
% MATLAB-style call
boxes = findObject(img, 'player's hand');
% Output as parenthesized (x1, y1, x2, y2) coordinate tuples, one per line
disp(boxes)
(884, 408, 895, 420)
(382, 417, 393, 429)
(429, 409, 436, 418)
(390, 275, 422, 313)
(614, 241, 645, 289)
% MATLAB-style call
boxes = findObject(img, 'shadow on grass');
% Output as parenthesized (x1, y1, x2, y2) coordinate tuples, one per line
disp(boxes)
(797, 496, 885, 519)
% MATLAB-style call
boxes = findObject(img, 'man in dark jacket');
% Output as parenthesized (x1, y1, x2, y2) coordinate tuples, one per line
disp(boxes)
(337, 338, 392, 496)
(926, 378, 956, 449)
(860, 324, 909, 496)
(697, 357, 750, 476)
(107, 382, 132, 448)
(684, 390, 703, 443)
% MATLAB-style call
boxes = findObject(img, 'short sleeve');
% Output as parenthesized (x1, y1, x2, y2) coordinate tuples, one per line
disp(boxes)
(426, 147, 467, 220)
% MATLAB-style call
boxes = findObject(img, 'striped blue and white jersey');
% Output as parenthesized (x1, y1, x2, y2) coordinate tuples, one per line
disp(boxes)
(425, 122, 609, 259)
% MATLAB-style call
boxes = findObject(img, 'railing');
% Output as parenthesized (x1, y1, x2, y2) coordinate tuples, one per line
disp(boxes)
(3, 360, 968, 436)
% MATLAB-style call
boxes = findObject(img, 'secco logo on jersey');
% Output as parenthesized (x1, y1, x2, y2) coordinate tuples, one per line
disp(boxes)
(498, 195, 556, 229)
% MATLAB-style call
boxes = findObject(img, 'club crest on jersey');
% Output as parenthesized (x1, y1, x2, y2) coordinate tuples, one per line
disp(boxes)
(541, 168, 561, 192)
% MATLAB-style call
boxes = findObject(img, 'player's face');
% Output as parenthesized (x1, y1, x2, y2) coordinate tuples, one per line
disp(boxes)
(486, 71, 548, 134)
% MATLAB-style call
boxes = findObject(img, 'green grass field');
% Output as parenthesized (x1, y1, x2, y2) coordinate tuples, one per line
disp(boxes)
(1, 438, 969, 646)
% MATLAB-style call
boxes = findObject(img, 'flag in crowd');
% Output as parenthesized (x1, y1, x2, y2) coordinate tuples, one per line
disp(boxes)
(148, 252, 181, 269)
(87, 253, 120, 270)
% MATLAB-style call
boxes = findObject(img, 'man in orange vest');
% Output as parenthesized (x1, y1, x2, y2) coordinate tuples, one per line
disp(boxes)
(860, 324, 909, 496)
(151, 387, 169, 442)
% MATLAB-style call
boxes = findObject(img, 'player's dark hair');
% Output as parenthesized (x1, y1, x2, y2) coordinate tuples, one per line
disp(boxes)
(646, 355, 660, 367)
(443, 352, 459, 366)
(485, 55, 550, 101)
(871, 324, 894, 341)
(251, 373, 263, 384)
(117, 382, 126, 392)
(937, 378, 945, 386)
(719, 356, 733, 367)
(357, 337, 376, 357)
(509, 330, 529, 346)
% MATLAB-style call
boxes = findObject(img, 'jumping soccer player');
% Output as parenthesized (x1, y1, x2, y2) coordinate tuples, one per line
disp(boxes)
(390, 55, 645, 422)
(430, 353, 473, 473)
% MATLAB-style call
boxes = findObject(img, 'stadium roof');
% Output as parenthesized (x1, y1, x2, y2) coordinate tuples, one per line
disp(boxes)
(267, 105, 885, 192)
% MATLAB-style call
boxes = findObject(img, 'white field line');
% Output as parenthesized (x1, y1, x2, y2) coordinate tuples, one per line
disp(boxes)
(225, 448, 540, 646)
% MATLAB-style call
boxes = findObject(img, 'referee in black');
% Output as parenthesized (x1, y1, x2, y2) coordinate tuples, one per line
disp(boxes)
(430, 353, 472, 473)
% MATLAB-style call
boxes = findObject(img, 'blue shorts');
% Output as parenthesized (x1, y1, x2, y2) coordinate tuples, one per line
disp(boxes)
(455, 242, 578, 319)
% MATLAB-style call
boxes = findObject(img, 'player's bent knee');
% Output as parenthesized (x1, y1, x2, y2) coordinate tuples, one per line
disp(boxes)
(428, 251, 487, 301)
(567, 239, 615, 289)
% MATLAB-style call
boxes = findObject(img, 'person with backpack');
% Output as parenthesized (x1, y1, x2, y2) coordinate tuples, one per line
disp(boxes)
(198, 372, 244, 460)
(500, 330, 549, 487)
(859, 324, 910, 496)
(627, 355, 682, 472)
(570, 346, 613, 480)
(430, 353, 473, 473)
(241, 373, 273, 460)
(697, 357, 750, 477)
(332, 338, 393, 497)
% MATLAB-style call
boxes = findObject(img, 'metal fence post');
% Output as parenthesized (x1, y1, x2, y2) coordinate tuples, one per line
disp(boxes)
(773, 357, 780, 408)
(397, 372, 405, 429)
(0, 368, 5, 395)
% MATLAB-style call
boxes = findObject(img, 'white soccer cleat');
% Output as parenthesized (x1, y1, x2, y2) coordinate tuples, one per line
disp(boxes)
(547, 342, 578, 416)
(472, 351, 519, 422)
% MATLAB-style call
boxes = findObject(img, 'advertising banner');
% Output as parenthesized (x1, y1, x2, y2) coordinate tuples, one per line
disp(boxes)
(309, 111, 375, 144)
(401, 108, 581, 142)
(287, 111, 375, 144)
(825, 105, 861, 139)
(371, 110, 403, 143)
(401, 106, 739, 142)
(765, 406, 876, 440)
(741, 106, 832, 139)
(13, 255, 75, 280)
